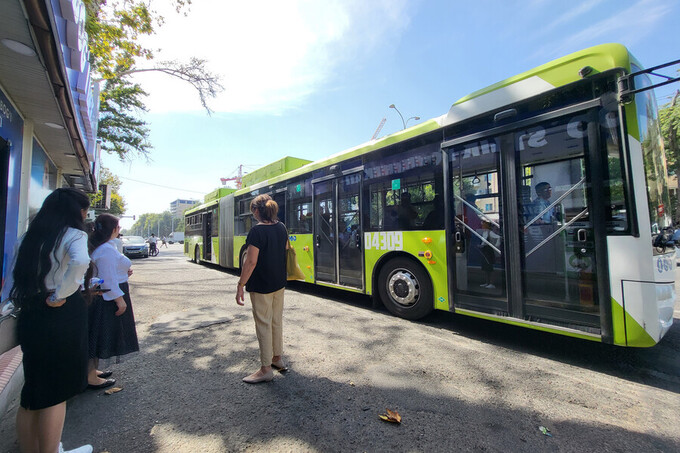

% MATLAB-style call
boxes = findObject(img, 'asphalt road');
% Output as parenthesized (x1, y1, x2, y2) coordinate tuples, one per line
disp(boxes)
(1, 244, 679, 452)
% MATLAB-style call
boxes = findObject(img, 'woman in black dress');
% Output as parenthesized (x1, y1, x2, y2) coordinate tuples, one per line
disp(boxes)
(87, 214, 139, 388)
(10, 188, 93, 453)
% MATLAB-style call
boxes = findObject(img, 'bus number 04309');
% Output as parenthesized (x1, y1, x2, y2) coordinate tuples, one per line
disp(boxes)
(364, 232, 403, 251)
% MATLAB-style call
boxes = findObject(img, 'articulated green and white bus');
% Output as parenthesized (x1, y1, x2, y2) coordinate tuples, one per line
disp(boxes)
(186, 43, 676, 347)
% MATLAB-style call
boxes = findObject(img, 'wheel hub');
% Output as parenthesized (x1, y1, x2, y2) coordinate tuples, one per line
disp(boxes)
(388, 270, 419, 306)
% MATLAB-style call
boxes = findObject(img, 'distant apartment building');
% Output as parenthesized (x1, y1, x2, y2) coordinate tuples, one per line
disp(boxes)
(170, 199, 198, 218)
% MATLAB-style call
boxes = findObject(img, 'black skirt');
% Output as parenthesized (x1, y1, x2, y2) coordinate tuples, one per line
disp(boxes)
(88, 282, 139, 360)
(18, 291, 88, 410)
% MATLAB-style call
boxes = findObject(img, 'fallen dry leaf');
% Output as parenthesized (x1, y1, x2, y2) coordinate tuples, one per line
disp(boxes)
(379, 408, 402, 424)
(104, 387, 123, 395)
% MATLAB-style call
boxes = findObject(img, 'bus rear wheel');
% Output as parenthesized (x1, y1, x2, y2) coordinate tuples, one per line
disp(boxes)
(377, 257, 433, 320)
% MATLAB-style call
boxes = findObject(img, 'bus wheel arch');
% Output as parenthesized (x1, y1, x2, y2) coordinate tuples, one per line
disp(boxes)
(376, 254, 434, 320)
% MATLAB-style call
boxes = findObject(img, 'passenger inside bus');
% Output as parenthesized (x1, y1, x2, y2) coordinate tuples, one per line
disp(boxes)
(397, 192, 418, 228)
(531, 181, 561, 224)
(423, 195, 444, 229)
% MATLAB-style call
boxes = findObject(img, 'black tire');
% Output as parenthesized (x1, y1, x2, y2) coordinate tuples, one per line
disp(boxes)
(377, 257, 434, 320)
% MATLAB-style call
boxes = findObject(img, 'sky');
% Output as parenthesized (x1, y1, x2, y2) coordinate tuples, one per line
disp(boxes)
(104, 0, 680, 229)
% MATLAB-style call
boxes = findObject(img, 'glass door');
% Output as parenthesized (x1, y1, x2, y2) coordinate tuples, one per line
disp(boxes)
(202, 211, 212, 260)
(338, 173, 362, 287)
(0, 138, 8, 282)
(313, 172, 363, 288)
(450, 138, 508, 313)
(314, 180, 335, 283)
(445, 107, 604, 328)
(516, 113, 600, 326)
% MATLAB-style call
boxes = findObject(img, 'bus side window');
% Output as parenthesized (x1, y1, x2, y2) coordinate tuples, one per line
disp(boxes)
(287, 179, 312, 234)
(364, 141, 443, 231)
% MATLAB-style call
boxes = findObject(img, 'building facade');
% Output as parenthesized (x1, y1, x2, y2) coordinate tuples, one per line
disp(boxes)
(170, 198, 199, 219)
(0, 0, 101, 419)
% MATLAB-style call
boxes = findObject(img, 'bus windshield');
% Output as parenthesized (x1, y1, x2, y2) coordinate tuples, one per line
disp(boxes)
(634, 69, 673, 233)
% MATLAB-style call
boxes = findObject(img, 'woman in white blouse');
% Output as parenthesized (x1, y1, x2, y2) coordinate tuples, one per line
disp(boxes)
(87, 214, 139, 389)
(10, 188, 93, 453)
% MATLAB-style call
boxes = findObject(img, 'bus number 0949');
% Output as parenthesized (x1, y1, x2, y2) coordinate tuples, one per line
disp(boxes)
(364, 232, 403, 251)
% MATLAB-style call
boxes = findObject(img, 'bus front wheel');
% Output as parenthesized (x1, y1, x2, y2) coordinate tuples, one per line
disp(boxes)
(377, 257, 433, 320)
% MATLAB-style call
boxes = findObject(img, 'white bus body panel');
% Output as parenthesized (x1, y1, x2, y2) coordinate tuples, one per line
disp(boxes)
(607, 136, 676, 345)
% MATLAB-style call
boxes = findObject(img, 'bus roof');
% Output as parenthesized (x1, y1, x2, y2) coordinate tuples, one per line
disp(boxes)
(443, 43, 632, 125)
(228, 43, 634, 197)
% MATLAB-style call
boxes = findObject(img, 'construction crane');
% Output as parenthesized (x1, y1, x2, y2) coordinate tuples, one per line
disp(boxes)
(220, 164, 244, 189)
(371, 117, 386, 140)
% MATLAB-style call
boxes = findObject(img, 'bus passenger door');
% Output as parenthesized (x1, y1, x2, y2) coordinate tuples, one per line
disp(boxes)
(313, 171, 363, 289)
(444, 107, 604, 330)
(202, 211, 212, 260)
(313, 179, 335, 283)
(515, 112, 601, 328)
(448, 138, 508, 313)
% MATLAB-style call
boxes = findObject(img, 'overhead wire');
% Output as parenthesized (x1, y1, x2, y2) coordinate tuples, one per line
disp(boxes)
(118, 176, 206, 194)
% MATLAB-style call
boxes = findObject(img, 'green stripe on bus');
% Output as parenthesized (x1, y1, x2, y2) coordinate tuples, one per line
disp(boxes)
(611, 298, 657, 347)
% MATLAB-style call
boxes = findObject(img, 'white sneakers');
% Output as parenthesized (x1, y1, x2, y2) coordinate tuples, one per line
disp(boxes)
(59, 442, 93, 453)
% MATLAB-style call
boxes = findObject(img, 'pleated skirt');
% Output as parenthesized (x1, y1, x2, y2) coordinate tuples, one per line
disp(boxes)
(88, 282, 139, 360)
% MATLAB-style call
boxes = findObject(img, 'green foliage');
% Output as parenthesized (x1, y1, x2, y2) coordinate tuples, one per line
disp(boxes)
(128, 211, 181, 237)
(98, 78, 151, 159)
(659, 90, 680, 221)
(89, 166, 127, 216)
(659, 91, 680, 169)
(83, 0, 222, 160)
(84, 0, 156, 79)
(84, 0, 160, 160)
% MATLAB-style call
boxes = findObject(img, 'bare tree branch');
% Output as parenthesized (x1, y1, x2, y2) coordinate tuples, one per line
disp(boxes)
(117, 58, 224, 114)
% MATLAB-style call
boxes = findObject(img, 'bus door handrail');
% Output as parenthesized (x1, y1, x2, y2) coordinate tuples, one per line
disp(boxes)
(454, 217, 501, 255)
(319, 212, 333, 244)
(526, 208, 589, 257)
(524, 177, 586, 229)
(454, 194, 500, 229)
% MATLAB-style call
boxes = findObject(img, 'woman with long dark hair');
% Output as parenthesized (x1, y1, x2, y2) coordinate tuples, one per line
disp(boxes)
(87, 214, 138, 388)
(235, 194, 289, 384)
(10, 187, 93, 453)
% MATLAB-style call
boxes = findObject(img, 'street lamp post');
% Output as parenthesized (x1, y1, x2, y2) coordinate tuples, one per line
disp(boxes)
(389, 104, 420, 130)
